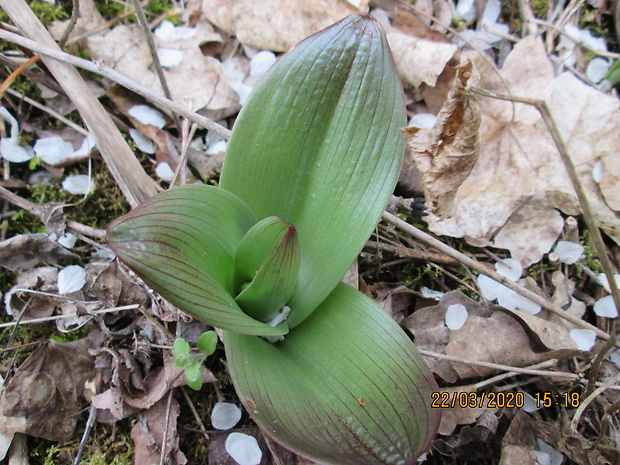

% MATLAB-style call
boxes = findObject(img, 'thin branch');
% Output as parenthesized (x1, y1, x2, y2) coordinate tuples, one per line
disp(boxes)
(383, 211, 616, 345)
(0, 304, 138, 328)
(73, 404, 97, 465)
(0, 27, 231, 140)
(179, 386, 210, 441)
(159, 390, 174, 465)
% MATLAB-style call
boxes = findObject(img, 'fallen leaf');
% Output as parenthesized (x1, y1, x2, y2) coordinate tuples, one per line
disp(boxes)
(0, 234, 77, 272)
(436, 385, 498, 436)
(421, 35, 620, 265)
(434, 409, 500, 461)
(131, 396, 187, 465)
(405, 61, 480, 217)
(0, 331, 104, 442)
(201, 0, 367, 51)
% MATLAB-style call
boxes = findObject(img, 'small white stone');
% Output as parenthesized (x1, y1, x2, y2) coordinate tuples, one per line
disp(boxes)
(155, 162, 175, 182)
(1, 138, 35, 163)
(445, 303, 468, 330)
(570, 328, 597, 351)
(498, 289, 541, 314)
(62, 175, 95, 195)
(553, 241, 584, 264)
(57, 265, 86, 294)
(154, 20, 196, 42)
(211, 402, 242, 430)
(128, 105, 166, 128)
(477, 274, 505, 301)
(593, 295, 617, 318)
(225, 432, 262, 465)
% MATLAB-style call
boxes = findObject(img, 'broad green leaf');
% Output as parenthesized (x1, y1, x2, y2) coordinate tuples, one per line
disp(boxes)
(225, 283, 441, 465)
(220, 15, 406, 327)
(106, 185, 286, 337)
(234, 217, 300, 322)
(197, 331, 218, 356)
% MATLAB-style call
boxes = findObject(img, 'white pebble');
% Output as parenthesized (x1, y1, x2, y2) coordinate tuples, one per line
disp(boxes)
(157, 48, 184, 68)
(593, 295, 617, 318)
(586, 58, 611, 83)
(34, 136, 74, 165)
(155, 162, 175, 181)
(408, 113, 437, 129)
(128, 105, 166, 128)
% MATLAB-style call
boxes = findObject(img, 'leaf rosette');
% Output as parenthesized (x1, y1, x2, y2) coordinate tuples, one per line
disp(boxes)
(107, 14, 440, 465)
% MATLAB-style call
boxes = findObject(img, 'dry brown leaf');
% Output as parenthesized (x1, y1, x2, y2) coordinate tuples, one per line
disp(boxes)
(0, 331, 104, 442)
(405, 291, 491, 382)
(434, 409, 500, 461)
(405, 61, 480, 217)
(499, 411, 537, 465)
(422, 35, 620, 265)
(86, 20, 239, 118)
(436, 385, 498, 436)
(131, 396, 187, 465)
(496, 307, 578, 352)
(445, 311, 548, 379)
(0, 234, 77, 272)
(201, 0, 367, 51)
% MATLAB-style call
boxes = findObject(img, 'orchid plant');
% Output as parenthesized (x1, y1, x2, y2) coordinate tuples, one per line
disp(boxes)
(107, 14, 441, 464)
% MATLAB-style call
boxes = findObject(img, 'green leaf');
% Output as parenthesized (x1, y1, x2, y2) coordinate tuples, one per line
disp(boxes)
(197, 331, 218, 356)
(234, 217, 300, 322)
(220, 15, 406, 327)
(225, 283, 441, 465)
(185, 362, 203, 391)
(173, 338, 191, 366)
(106, 185, 286, 337)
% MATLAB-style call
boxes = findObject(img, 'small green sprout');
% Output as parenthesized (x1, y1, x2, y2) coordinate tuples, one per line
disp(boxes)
(172, 331, 218, 391)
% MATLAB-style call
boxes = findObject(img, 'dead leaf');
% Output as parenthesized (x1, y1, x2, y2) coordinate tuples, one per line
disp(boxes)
(0, 331, 104, 442)
(434, 409, 500, 460)
(422, 35, 620, 265)
(86, 20, 239, 119)
(405, 61, 480, 217)
(131, 395, 187, 465)
(436, 385, 498, 436)
(201, 0, 367, 51)
(0, 234, 77, 272)
(405, 291, 491, 382)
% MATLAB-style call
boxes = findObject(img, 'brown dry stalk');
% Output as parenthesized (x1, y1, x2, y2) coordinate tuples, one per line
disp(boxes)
(1, 0, 160, 208)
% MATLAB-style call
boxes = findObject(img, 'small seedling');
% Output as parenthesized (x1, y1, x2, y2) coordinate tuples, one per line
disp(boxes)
(172, 331, 218, 391)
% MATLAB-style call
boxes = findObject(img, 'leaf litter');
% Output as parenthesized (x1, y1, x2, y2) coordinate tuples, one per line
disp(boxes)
(1, 0, 620, 463)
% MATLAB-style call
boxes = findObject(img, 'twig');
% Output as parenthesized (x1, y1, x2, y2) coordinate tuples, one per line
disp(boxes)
(159, 389, 174, 465)
(73, 404, 97, 465)
(0, 27, 231, 140)
(179, 386, 210, 441)
(0, 304, 138, 328)
(418, 348, 579, 379)
(382, 211, 615, 345)
(470, 360, 560, 391)
(58, 0, 80, 47)
(131, 0, 181, 133)
(1, 0, 159, 207)
(571, 373, 620, 432)
(6, 87, 90, 136)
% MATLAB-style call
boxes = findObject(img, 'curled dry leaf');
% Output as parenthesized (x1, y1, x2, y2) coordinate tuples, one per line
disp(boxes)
(405, 61, 481, 218)
(421, 35, 620, 265)
(0, 234, 77, 272)
(436, 385, 498, 436)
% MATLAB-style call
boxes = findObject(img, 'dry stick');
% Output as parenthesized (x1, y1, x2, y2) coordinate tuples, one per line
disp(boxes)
(470, 360, 559, 391)
(159, 389, 174, 465)
(0, 305, 139, 329)
(571, 373, 620, 432)
(383, 211, 615, 346)
(0, 28, 231, 140)
(73, 404, 97, 465)
(6, 87, 90, 136)
(0, 0, 159, 208)
(130, 0, 181, 133)
(179, 386, 210, 441)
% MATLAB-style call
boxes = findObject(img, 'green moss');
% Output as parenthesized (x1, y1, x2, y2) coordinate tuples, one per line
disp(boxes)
(580, 229, 604, 274)
(530, 0, 549, 18)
